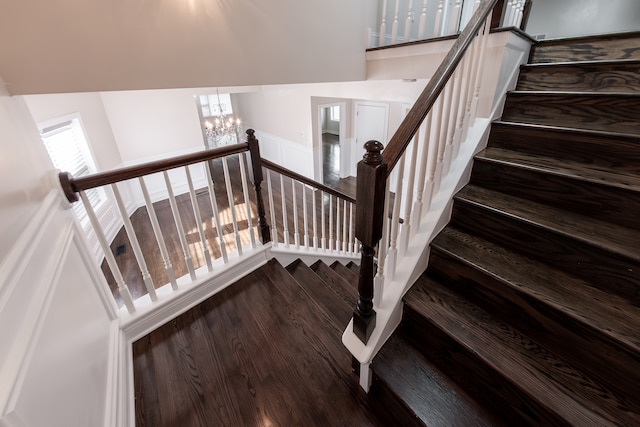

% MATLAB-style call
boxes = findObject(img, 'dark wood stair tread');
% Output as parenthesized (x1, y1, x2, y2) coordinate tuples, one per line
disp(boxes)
(372, 332, 506, 427)
(285, 259, 352, 329)
(431, 226, 640, 355)
(529, 31, 640, 64)
(455, 184, 640, 261)
(331, 260, 358, 283)
(310, 260, 358, 306)
(476, 147, 640, 192)
(405, 277, 639, 426)
(346, 261, 360, 275)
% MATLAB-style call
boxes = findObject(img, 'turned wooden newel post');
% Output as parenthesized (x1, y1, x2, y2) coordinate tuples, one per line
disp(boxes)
(246, 129, 271, 244)
(353, 140, 387, 344)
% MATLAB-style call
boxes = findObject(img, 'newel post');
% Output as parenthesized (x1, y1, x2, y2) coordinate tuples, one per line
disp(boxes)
(246, 129, 271, 244)
(353, 140, 387, 344)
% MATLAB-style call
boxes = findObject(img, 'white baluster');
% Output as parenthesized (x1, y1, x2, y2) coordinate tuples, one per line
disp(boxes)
(312, 188, 318, 249)
(461, 35, 481, 143)
(80, 190, 135, 313)
(111, 183, 156, 301)
(411, 112, 433, 236)
(386, 155, 405, 279)
(443, 67, 463, 175)
(434, 0, 444, 37)
(418, 0, 429, 40)
(504, 0, 514, 27)
(139, 177, 178, 288)
(163, 171, 196, 281)
(436, 81, 454, 185)
(335, 196, 341, 252)
(321, 191, 327, 251)
(205, 165, 229, 262)
(238, 154, 256, 249)
(291, 178, 300, 248)
(302, 184, 309, 250)
(470, 17, 491, 122)
(280, 174, 290, 247)
(433, 92, 449, 195)
(379, 0, 388, 47)
(185, 166, 213, 272)
(449, 0, 462, 34)
(455, 49, 473, 151)
(373, 179, 391, 307)
(516, 0, 525, 28)
(391, 0, 400, 44)
(342, 199, 348, 252)
(399, 127, 419, 256)
(348, 202, 354, 254)
(329, 194, 334, 252)
(265, 170, 278, 247)
(222, 158, 242, 256)
(404, 0, 414, 42)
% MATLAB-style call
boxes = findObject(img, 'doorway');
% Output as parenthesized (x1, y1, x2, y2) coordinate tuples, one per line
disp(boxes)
(322, 105, 341, 186)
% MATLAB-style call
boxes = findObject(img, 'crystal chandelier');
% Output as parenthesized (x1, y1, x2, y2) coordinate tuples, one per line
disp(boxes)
(204, 90, 243, 147)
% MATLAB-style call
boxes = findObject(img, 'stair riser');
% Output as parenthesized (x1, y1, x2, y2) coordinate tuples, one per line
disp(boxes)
(369, 376, 425, 427)
(401, 307, 570, 426)
(488, 123, 640, 175)
(517, 62, 640, 92)
(530, 34, 640, 64)
(427, 248, 640, 404)
(450, 200, 640, 304)
(502, 92, 640, 134)
(470, 160, 640, 231)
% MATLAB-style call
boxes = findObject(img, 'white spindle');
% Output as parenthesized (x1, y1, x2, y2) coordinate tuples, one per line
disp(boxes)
(418, 0, 429, 40)
(348, 203, 354, 254)
(391, 0, 400, 44)
(404, 0, 414, 42)
(434, 91, 449, 195)
(139, 177, 178, 288)
(455, 49, 473, 152)
(342, 199, 348, 252)
(437, 81, 454, 185)
(238, 154, 256, 249)
(399, 127, 420, 256)
(303, 184, 309, 249)
(373, 179, 392, 307)
(516, 0, 525, 28)
(379, 0, 388, 46)
(470, 16, 491, 122)
(185, 166, 213, 272)
(321, 191, 327, 250)
(111, 183, 157, 301)
(461, 35, 481, 143)
(412, 111, 433, 237)
(449, 0, 462, 34)
(163, 171, 196, 281)
(221, 158, 242, 256)
(335, 196, 341, 252)
(312, 189, 318, 249)
(386, 155, 405, 279)
(423, 108, 440, 215)
(204, 165, 229, 262)
(443, 67, 464, 175)
(80, 190, 135, 313)
(504, 0, 515, 27)
(280, 174, 290, 247)
(292, 179, 300, 248)
(266, 170, 278, 247)
(434, 0, 444, 37)
(329, 195, 334, 251)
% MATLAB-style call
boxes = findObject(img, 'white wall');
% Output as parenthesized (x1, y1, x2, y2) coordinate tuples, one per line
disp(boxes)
(526, 0, 640, 39)
(0, 76, 116, 427)
(0, 0, 375, 95)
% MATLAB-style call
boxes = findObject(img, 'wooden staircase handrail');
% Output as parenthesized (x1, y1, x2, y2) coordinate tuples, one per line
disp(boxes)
(261, 159, 356, 204)
(59, 140, 251, 203)
(382, 0, 500, 175)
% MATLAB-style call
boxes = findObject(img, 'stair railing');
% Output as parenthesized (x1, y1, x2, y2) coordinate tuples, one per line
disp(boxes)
(58, 129, 270, 313)
(353, 0, 499, 344)
(372, 0, 530, 48)
(261, 159, 359, 258)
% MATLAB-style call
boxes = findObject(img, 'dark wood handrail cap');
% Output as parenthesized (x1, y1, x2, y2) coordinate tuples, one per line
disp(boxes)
(363, 140, 384, 165)
(59, 171, 79, 203)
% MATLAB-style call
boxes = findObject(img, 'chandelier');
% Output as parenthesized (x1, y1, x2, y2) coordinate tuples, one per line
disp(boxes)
(204, 90, 243, 147)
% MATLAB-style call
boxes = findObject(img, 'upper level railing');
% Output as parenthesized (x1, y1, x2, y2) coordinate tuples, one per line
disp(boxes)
(58, 130, 358, 314)
(352, 0, 501, 344)
(371, 0, 531, 49)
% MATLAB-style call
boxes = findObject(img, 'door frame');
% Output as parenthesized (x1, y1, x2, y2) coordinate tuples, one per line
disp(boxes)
(314, 101, 347, 183)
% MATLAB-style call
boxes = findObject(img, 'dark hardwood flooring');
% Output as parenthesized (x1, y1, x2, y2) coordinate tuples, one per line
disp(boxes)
(102, 154, 358, 307)
(133, 259, 381, 427)
(323, 133, 357, 197)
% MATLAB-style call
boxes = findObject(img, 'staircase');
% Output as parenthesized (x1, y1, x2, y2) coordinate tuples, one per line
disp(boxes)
(369, 31, 640, 425)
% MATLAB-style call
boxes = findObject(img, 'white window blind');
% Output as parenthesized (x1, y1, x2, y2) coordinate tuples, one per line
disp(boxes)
(330, 105, 340, 121)
(41, 118, 106, 223)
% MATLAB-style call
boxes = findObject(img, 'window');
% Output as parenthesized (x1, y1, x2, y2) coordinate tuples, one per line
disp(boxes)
(329, 105, 340, 121)
(198, 93, 233, 117)
(40, 117, 106, 223)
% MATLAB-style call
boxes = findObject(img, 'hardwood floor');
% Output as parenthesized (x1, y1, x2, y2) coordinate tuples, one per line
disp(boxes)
(133, 259, 381, 427)
(102, 154, 358, 307)
(323, 133, 357, 198)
